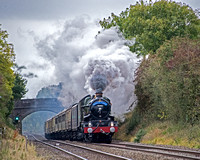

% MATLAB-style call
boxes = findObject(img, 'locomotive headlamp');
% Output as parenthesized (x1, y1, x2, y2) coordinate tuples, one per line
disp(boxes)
(110, 121, 114, 127)
(88, 122, 92, 127)
(110, 127, 115, 133)
(87, 128, 93, 133)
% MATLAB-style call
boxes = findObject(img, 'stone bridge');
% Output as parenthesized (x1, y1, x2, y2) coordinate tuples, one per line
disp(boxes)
(10, 98, 64, 134)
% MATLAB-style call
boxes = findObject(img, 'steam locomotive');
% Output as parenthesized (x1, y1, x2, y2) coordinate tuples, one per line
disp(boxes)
(44, 92, 118, 143)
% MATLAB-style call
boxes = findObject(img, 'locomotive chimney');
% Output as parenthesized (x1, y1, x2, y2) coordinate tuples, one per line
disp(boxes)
(95, 92, 103, 97)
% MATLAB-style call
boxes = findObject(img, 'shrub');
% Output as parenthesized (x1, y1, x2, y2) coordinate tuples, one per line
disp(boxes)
(134, 37, 200, 125)
(126, 108, 141, 134)
(134, 129, 147, 143)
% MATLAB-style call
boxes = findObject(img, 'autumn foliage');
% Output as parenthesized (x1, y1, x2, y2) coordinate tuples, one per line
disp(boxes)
(100, 0, 200, 55)
(100, 0, 200, 135)
(135, 37, 200, 125)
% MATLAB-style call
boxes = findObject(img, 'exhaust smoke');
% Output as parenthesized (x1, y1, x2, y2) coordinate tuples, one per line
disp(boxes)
(35, 16, 140, 115)
(90, 73, 108, 93)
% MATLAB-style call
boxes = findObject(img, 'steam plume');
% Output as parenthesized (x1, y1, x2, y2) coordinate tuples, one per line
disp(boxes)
(90, 74, 108, 93)
(36, 16, 140, 115)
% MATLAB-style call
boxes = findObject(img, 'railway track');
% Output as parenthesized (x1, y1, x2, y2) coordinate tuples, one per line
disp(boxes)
(30, 135, 132, 160)
(27, 134, 200, 159)
(31, 135, 87, 160)
(53, 140, 132, 160)
(96, 142, 200, 160)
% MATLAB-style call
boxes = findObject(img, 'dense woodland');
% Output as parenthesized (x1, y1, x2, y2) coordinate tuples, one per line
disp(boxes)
(100, 0, 200, 145)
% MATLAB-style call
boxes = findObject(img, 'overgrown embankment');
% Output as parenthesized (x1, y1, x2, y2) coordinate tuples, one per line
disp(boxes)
(0, 23, 40, 160)
(100, 0, 200, 148)
(141, 121, 200, 148)
(116, 119, 200, 149)
(116, 37, 200, 148)
(0, 125, 44, 160)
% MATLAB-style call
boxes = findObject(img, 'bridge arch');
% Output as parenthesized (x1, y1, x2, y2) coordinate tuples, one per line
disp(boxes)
(10, 98, 64, 134)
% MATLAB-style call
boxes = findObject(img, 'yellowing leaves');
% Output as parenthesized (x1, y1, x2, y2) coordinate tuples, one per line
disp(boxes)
(0, 26, 15, 119)
(100, 0, 199, 55)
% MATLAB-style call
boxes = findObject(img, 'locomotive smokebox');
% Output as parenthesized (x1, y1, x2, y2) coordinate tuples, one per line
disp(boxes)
(95, 92, 103, 97)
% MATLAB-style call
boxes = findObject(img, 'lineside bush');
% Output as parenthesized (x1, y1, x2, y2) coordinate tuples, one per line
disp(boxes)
(135, 37, 200, 125)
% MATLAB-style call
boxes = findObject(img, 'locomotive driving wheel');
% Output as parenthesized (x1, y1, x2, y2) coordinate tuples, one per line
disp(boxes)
(84, 134, 93, 142)
(105, 135, 112, 144)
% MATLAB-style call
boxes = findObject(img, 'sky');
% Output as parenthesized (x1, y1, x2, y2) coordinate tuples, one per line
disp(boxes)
(1, 0, 135, 97)
(0, 0, 199, 114)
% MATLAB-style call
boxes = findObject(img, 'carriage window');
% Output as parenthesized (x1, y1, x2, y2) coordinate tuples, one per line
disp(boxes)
(55, 118, 58, 124)
(62, 115, 65, 121)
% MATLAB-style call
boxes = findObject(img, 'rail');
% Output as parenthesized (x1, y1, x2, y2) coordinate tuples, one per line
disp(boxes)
(97, 142, 200, 160)
(31, 135, 87, 160)
(54, 140, 132, 160)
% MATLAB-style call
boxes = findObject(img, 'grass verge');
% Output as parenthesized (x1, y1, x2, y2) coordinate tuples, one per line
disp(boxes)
(116, 120, 200, 149)
(0, 127, 45, 160)
(141, 121, 200, 149)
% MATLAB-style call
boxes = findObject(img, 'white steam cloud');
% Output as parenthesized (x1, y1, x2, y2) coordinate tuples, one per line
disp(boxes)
(36, 16, 140, 115)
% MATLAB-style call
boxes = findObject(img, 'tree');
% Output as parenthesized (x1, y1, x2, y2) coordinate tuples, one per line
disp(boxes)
(12, 65, 28, 100)
(5, 65, 28, 118)
(100, 0, 200, 55)
(0, 25, 28, 122)
(12, 73, 28, 100)
(0, 25, 15, 121)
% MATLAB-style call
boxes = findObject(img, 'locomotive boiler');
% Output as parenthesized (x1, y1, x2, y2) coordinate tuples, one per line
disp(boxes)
(44, 92, 118, 143)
